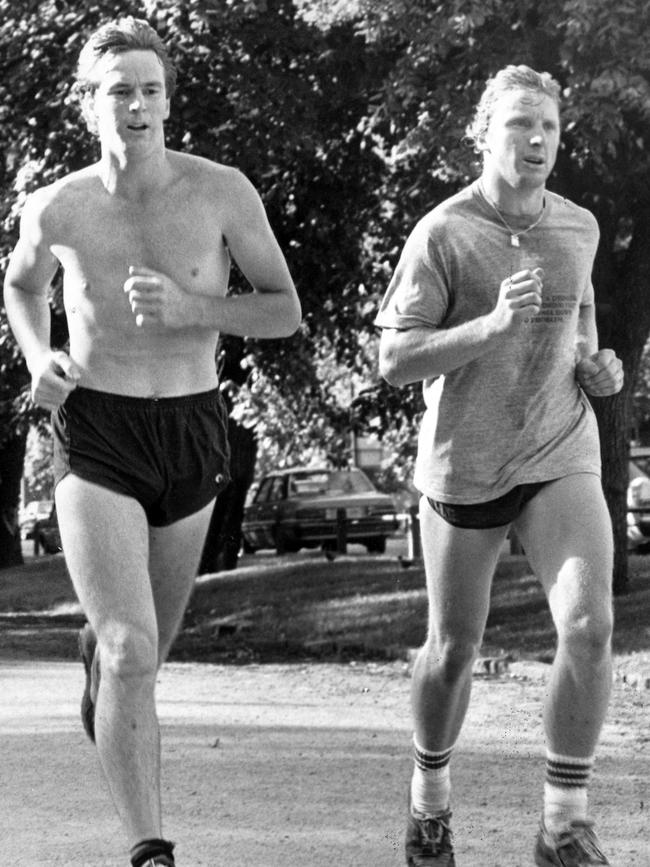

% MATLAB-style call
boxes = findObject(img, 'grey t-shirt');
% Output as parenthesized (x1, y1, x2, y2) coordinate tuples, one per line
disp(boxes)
(375, 180, 601, 503)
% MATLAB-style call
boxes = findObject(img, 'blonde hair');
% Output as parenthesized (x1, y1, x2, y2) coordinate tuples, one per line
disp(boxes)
(465, 65, 561, 150)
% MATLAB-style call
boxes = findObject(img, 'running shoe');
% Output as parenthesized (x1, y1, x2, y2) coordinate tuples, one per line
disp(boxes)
(78, 623, 99, 743)
(534, 818, 610, 866)
(131, 839, 175, 867)
(405, 797, 455, 865)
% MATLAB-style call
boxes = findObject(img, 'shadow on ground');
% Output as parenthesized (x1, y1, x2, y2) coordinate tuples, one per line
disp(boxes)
(0, 550, 649, 663)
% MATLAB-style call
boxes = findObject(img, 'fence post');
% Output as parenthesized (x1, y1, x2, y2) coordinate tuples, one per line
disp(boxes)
(407, 505, 421, 560)
(336, 507, 347, 554)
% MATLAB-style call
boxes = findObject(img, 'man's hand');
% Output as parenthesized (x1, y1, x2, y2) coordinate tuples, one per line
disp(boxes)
(30, 350, 80, 411)
(124, 266, 195, 329)
(490, 268, 544, 333)
(576, 348, 624, 397)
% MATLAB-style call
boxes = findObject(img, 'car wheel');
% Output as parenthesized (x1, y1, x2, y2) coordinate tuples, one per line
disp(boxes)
(366, 537, 386, 554)
(242, 538, 257, 554)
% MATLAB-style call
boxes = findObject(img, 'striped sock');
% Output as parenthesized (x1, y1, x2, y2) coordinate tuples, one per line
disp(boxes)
(410, 737, 454, 816)
(543, 751, 593, 832)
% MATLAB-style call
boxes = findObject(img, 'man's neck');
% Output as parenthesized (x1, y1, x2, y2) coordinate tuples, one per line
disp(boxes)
(98, 146, 173, 199)
(479, 173, 545, 218)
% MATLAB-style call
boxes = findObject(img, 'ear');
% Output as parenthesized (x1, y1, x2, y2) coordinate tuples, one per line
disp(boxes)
(164, 96, 171, 121)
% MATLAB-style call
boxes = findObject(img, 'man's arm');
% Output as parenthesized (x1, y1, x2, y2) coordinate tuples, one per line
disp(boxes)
(124, 170, 301, 338)
(218, 169, 301, 336)
(4, 192, 80, 410)
(379, 268, 543, 386)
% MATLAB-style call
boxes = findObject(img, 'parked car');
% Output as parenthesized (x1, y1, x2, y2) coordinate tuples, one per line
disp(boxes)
(33, 504, 62, 555)
(20, 499, 53, 540)
(242, 467, 399, 555)
(627, 456, 650, 551)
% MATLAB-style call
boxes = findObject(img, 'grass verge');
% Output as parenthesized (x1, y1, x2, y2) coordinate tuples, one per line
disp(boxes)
(0, 550, 648, 665)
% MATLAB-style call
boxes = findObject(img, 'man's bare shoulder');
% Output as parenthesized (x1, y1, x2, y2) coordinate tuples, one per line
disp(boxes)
(167, 150, 255, 200)
(23, 166, 101, 229)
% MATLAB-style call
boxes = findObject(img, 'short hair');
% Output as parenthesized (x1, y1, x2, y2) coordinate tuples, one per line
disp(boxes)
(465, 65, 561, 151)
(74, 16, 177, 98)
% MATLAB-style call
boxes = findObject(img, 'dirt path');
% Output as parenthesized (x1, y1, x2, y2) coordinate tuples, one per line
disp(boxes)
(0, 658, 647, 866)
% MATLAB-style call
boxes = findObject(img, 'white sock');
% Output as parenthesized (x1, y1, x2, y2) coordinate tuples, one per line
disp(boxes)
(411, 738, 453, 816)
(543, 751, 592, 832)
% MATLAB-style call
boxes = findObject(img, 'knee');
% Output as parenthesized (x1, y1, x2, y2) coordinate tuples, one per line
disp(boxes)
(99, 623, 158, 682)
(558, 606, 613, 658)
(421, 633, 481, 682)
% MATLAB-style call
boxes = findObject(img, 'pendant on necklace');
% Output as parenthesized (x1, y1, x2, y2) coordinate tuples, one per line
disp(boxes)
(510, 235, 520, 247)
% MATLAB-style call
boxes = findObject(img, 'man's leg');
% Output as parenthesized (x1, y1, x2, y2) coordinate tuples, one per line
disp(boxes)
(406, 498, 508, 864)
(148, 499, 215, 667)
(56, 476, 163, 848)
(514, 473, 613, 863)
(412, 497, 508, 754)
(56, 476, 213, 855)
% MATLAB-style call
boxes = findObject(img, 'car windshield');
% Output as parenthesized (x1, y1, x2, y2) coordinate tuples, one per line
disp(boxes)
(290, 470, 375, 497)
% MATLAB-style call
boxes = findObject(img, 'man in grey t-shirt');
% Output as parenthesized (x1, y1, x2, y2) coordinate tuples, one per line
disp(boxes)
(376, 65, 623, 866)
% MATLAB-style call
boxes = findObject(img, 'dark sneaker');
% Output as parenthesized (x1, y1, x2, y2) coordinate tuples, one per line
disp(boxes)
(534, 818, 610, 866)
(131, 838, 175, 867)
(78, 623, 99, 743)
(406, 799, 455, 866)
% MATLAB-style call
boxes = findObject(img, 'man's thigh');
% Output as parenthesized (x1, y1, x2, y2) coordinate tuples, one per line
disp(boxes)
(513, 473, 613, 625)
(148, 499, 215, 660)
(419, 496, 509, 641)
(55, 474, 154, 634)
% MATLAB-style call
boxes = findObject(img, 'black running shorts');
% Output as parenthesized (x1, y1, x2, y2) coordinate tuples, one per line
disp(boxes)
(427, 481, 552, 529)
(52, 386, 230, 526)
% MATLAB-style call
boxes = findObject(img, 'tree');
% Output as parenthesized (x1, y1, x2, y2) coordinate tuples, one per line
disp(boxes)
(309, 0, 650, 593)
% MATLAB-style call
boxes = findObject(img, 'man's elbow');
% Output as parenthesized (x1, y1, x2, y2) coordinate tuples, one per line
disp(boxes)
(3, 279, 26, 313)
(272, 294, 301, 338)
(378, 342, 409, 387)
(380, 365, 410, 388)
(284, 296, 302, 336)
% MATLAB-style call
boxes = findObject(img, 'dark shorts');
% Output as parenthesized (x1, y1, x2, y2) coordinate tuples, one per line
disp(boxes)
(52, 387, 230, 527)
(427, 481, 552, 529)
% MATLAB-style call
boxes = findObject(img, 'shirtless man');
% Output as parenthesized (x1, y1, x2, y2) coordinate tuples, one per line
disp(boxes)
(376, 66, 623, 865)
(4, 17, 300, 867)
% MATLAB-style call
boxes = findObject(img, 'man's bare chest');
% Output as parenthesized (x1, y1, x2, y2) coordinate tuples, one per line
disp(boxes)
(54, 196, 228, 295)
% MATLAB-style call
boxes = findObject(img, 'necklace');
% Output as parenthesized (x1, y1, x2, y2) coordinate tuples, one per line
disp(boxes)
(481, 184, 546, 247)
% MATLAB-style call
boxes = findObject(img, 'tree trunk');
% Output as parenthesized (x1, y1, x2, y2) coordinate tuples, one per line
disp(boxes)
(594, 205, 650, 595)
(592, 392, 630, 595)
(0, 431, 27, 569)
(199, 419, 257, 574)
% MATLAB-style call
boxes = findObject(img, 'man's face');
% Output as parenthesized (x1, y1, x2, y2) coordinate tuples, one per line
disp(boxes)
(479, 88, 560, 191)
(83, 49, 170, 149)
